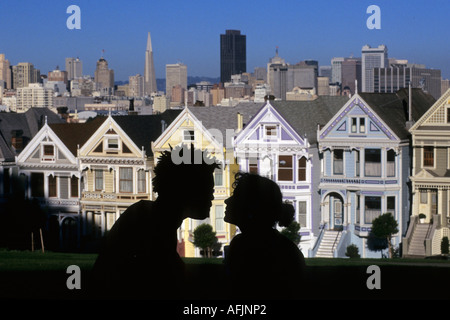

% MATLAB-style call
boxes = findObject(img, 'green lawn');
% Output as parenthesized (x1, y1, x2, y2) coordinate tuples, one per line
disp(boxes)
(1, 249, 449, 272)
(1, 249, 449, 300)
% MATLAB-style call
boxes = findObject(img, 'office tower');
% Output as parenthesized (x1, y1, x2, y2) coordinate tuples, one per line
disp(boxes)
(341, 58, 362, 94)
(0, 54, 12, 89)
(48, 66, 68, 85)
(442, 79, 450, 95)
(129, 74, 144, 97)
(94, 57, 114, 91)
(361, 44, 388, 92)
(12, 62, 40, 89)
(331, 57, 345, 84)
(319, 66, 332, 82)
(267, 54, 318, 100)
(66, 57, 83, 80)
(220, 30, 246, 84)
(16, 83, 53, 112)
(373, 64, 442, 99)
(166, 63, 187, 99)
(144, 32, 157, 95)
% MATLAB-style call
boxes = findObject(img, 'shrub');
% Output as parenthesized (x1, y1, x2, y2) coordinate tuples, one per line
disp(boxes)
(345, 244, 360, 258)
(441, 237, 449, 255)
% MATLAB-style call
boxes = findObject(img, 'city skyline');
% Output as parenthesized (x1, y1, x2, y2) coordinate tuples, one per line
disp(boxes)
(0, 0, 449, 81)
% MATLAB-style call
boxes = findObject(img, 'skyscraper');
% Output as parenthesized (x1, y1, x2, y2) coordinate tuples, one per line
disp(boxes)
(220, 30, 246, 84)
(144, 32, 157, 95)
(166, 63, 187, 99)
(12, 62, 40, 89)
(94, 56, 114, 92)
(361, 44, 388, 92)
(65, 57, 83, 80)
(0, 54, 12, 89)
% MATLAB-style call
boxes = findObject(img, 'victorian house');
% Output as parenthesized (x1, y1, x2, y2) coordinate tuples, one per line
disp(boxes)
(233, 97, 349, 255)
(405, 88, 450, 257)
(78, 111, 180, 251)
(15, 118, 103, 250)
(152, 104, 261, 257)
(315, 88, 435, 258)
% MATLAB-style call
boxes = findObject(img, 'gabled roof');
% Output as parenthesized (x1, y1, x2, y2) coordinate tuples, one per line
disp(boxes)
(0, 108, 65, 158)
(271, 96, 351, 145)
(358, 88, 436, 140)
(188, 103, 264, 147)
(49, 116, 107, 156)
(112, 109, 182, 156)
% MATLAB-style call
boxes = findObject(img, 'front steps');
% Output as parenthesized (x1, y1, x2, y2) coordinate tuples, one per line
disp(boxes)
(315, 230, 342, 258)
(406, 223, 430, 257)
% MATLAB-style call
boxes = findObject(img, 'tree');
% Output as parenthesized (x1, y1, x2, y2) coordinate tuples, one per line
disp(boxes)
(371, 213, 399, 258)
(193, 224, 218, 258)
(345, 244, 360, 258)
(280, 221, 301, 246)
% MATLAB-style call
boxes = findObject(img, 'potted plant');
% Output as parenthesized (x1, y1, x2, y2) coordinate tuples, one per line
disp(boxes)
(419, 213, 426, 224)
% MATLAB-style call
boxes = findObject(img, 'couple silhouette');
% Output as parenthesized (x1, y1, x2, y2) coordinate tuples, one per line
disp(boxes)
(91, 145, 305, 299)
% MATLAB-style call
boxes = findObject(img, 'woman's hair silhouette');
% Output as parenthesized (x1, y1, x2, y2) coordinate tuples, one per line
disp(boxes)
(224, 172, 305, 299)
(225, 172, 294, 231)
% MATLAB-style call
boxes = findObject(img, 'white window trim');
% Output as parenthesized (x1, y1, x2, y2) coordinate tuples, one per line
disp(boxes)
(264, 124, 278, 140)
(182, 129, 195, 142)
(422, 145, 436, 169)
(41, 143, 56, 162)
(105, 136, 120, 151)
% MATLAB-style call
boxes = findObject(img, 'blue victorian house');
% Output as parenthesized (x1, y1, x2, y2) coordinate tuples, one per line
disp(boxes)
(314, 88, 435, 258)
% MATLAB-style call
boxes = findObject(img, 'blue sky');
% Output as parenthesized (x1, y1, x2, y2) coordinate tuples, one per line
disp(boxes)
(0, 0, 449, 81)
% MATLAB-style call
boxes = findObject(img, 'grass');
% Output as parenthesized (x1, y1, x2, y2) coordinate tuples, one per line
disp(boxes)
(1, 248, 449, 272)
(1, 249, 449, 300)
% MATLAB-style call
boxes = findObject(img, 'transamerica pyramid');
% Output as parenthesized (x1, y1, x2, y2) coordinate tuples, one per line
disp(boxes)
(144, 32, 157, 95)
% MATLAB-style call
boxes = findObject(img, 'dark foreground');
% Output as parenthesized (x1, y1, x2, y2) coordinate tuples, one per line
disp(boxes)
(1, 263, 449, 301)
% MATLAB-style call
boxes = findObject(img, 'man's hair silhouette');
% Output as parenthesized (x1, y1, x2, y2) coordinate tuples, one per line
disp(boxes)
(91, 144, 219, 299)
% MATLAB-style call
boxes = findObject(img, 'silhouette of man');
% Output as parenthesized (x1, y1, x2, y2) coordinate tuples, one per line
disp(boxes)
(224, 172, 306, 299)
(91, 145, 219, 299)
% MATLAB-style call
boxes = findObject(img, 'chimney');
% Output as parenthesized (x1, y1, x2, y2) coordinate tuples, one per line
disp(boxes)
(11, 129, 24, 151)
(237, 112, 243, 132)
(406, 82, 415, 129)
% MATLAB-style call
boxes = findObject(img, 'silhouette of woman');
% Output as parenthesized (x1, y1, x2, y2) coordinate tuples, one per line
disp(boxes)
(224, 172, 306, 299)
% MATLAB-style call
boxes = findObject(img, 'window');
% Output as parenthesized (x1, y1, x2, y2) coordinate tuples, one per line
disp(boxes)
(355, 150, 360, 177)
(356, 195, 360, 224)
(107, 138, 119, 150)
(137, 170, 146, 193)
(431, 190, 437, 215)
(183, 130, 195, 142)
(360, 118, 366, 133)
(387, 196, 395, 215)
(365, 149, 381, 177)
(214, 168, 223, 186)
(43, 145, 54, 156)
(420, 190, 428, 204)
(447, 107, 450, 124)
(70, 176, 79, 197)
(298, 201, 307, 227)
(48, 175, 57, 197)
(278, 155, 293, 181)
(351, 118, 357, 133)
(423, 146, 434, 167)
(387, 149, 395, 177)
(265, 125, 277, 138)
(31, 172, 44, 197)
(119, 167, 133, 193)
(333, 150, 343, 175)
(298, 157, 307, 181)
(215, 205, 225, 232)
(365, 196, 381, 223)
(95, 170, 103, 191)
(249, 158, 258, 174)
